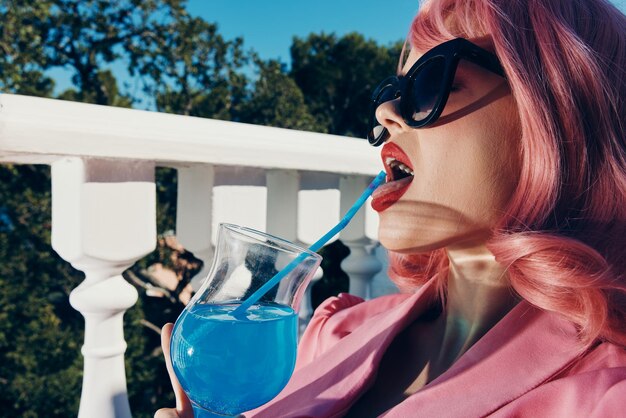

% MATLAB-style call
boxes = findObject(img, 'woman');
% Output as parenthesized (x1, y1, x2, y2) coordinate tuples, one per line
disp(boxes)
(156, 0, 626, 416)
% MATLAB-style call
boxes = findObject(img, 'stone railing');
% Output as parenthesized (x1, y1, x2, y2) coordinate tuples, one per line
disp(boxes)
(0, 93, 395, 418)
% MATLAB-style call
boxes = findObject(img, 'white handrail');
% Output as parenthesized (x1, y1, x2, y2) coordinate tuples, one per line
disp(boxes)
(0, 93, 380, 175)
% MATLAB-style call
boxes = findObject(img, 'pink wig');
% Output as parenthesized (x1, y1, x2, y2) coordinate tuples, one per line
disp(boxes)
(389, 0, 626, 348)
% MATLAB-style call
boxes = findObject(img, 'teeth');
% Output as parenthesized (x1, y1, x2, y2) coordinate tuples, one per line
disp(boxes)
(399, 163, 413, 175)
(386, 158, 414, 176)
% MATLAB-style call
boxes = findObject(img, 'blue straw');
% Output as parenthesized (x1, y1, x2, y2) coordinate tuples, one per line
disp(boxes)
(232, 170, 387, 316)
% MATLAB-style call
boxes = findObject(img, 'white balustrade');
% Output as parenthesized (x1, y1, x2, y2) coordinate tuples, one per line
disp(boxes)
(176, 165, 215, 290)
(265, 170, 319, 331)
(266, 169, 299, 241)
(0, 93, 396, 417)
(211, 167, 268, 234)
(297, 176, 342, 328)
(339, 175, 383, 299)
(50, 158, 156, 418)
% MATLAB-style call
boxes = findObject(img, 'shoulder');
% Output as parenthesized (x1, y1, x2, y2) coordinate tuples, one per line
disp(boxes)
(295, 292, 411, 370)
(562, 343, 626, 417)
(495, 342, 626, 417)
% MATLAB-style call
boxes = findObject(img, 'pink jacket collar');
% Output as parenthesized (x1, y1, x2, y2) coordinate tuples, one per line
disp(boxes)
(251, 281, 583, 418)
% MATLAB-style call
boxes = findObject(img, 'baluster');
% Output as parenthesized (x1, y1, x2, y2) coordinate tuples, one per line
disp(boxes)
(266, 170, 298, 242)
(297, 177, 342, 332)
(51, 158, 156, 418)
(339, 175, 383, 300)
(364, 198, 397, 297)
(265, 170, 317, 333)
(212, 169, 267, 232)
(297, 264, 324, 335)
(370, 243, 398, 297)
(176, 165, 215, 291)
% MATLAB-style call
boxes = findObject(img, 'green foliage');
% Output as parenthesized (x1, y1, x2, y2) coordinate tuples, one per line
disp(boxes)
(42, 0, 186, 105)
(136, 14, 249, 118)
(57, 69, 133, 107)
(0, 165, 84, 417)
(239, 59, 321, 131)
(0, 0, 55, 96)
(155, 168, 178, 234)
(290, 32, 403, 137)
(0, 1, 402, 416)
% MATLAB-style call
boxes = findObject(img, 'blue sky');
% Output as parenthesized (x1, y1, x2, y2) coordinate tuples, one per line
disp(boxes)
(48, 0, 626, 98)
(186, 0, 419, 62)
(186, 0, 626, 62)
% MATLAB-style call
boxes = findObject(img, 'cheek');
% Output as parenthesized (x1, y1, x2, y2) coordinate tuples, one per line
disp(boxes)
(408, 130, 504, 224)
(377, 95, 521, 253)
(477, 96, 522, 212)
(438, 95, 521, 218)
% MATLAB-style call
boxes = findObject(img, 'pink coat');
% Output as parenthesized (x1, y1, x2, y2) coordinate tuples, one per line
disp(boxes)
(247, 280, 626, 417)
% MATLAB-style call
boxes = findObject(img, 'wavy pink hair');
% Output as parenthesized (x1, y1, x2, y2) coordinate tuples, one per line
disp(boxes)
(388, 0, 626, 348)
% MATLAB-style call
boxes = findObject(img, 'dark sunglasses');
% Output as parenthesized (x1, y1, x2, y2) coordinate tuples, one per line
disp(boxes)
(367, 38, 506, 146)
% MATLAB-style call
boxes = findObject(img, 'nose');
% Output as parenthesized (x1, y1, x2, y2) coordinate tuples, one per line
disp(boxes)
(375, 98, 410, 140)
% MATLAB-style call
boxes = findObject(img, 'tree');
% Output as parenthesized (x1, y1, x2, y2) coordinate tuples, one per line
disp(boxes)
(0, 0, 55, 97)
(129, 13, 249, 118)
(42, 0, 186, 106)
(56, 69, 133, 107)
(290, 32, 403, 137)
(239, 59, 321, 131)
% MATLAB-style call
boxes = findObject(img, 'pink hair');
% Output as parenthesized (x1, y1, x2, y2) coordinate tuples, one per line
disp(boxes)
(389, 0, 626, 348)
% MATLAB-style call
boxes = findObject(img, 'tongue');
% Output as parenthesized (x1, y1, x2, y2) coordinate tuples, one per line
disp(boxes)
(372, 176, 413, 199)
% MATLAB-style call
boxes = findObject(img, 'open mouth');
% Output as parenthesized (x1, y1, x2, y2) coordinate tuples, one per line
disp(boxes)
(386, 157, 414, 182)
(372, 143, 415, 212)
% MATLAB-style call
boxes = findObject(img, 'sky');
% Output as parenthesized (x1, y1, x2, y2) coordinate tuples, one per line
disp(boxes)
(48, 0, 626, 98)
(187, 0, 626, 62)
(185, 0, 419, 63)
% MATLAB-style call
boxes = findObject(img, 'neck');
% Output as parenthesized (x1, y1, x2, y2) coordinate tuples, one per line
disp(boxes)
(433, 244, 519, 371)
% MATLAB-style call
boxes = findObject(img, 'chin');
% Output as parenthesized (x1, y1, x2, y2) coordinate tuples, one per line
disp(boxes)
(379, 235, 448, 254)
(377, 222, 449, 254)
(377, 210, 491, 254)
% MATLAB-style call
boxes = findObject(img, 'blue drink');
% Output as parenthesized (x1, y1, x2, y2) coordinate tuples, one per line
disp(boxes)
(170, 302, 298, 416)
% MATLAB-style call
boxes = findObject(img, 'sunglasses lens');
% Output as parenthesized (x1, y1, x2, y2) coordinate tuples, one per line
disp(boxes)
(368, 124, 387, 145)
(408, 57, 446, 124)
(368, 82, 398, 145)
(377, 84, 399, 104)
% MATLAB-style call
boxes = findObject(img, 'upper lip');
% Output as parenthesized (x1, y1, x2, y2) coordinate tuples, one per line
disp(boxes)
(381, 143, 414, 181)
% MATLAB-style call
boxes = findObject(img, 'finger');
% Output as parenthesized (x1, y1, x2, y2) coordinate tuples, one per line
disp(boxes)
(154, 407, 181, 418)
(161, 323, 194, 418)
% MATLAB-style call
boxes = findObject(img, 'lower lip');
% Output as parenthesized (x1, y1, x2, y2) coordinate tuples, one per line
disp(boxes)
(371, 176, 413, 212)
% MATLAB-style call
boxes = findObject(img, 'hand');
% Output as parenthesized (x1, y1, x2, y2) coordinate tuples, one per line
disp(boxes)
(154, 323, 194, 418)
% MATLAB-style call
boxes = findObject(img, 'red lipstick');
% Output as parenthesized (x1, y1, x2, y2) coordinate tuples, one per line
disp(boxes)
(371, 143, 414, 212)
